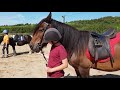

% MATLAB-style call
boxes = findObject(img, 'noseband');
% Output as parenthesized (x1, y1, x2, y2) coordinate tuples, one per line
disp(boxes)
(38, 22, 50, 48)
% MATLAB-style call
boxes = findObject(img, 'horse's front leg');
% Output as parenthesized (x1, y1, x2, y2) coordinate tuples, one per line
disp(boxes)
(77, 58, 92, 78)
(69, 59, 81, 78)
(78, 66, 90, 78)
(12, 46, 17, 56)
(70, 62, 90, 78)
(74, 68, 81, 78)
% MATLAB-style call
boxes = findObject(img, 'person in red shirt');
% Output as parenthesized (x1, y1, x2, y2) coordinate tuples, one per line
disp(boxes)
(42, 28, 68, 78)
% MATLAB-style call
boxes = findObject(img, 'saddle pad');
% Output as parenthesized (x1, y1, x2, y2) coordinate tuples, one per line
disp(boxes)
(19, 36, 24, 41)
(86, 32, 120, 63)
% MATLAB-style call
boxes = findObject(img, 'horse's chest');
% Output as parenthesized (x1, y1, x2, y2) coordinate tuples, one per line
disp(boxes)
(68, 53, 79, 66)
(69, 53, 92, 68)
(70, 53, 77, 61)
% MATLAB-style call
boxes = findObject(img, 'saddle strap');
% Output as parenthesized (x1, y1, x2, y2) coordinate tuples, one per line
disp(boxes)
(104, 46, 114, 67)
(94, 47, 98, 62)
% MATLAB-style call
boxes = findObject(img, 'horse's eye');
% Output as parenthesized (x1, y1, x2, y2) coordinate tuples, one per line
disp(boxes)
(39, 29, 44, 32)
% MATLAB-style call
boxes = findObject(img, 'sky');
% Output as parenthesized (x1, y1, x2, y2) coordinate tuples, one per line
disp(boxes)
(0, 12, 120, 26)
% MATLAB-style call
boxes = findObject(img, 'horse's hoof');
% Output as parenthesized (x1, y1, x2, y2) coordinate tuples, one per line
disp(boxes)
(13, 54, 17, 56)
(4, 55, 9, 58)
(29, 52, 32, 54)
(5, 56, 8, 58)
(1, 56, 5, 58)
(1, 55, 5, 58)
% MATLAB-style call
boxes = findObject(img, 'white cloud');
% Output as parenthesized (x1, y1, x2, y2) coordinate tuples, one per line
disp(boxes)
(26, 16, 46, 24)
(0, 12, 25, 25)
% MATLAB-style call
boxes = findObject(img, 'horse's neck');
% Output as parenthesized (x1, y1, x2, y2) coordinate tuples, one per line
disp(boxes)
(52, 20, 79, 51)
(51, 20, 90, 58)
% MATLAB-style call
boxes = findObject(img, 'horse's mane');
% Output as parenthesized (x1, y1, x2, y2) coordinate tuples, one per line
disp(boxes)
(33, 18, 45, 36)
(51, 19, 90, 57)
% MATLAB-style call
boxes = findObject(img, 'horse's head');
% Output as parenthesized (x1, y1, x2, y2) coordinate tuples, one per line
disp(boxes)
(30, 12, 52, 52)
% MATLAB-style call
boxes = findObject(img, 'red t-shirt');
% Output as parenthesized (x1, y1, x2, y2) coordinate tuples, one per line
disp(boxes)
(47, 44, 67, 78)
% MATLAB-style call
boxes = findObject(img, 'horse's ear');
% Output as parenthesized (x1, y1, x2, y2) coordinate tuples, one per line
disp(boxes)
(46, 12, 52, 22)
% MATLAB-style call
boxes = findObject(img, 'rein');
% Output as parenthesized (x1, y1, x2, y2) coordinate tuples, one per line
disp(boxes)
(41, 50, 47, 62)
(38, 22, 50, 62)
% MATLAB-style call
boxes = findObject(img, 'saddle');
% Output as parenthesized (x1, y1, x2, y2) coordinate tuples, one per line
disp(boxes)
(18, 36, 25, 42)
(88, 28, 116, 66)
(17, 35, 27, 46)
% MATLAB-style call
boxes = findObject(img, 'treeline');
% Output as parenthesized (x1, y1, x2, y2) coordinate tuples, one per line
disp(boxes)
(67, 16, 120, 33)
(0, 23, 37, 34)
(0, 16, 120, 34)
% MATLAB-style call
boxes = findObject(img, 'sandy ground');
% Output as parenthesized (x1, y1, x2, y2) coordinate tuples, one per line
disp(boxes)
(0, 44, 120, 78)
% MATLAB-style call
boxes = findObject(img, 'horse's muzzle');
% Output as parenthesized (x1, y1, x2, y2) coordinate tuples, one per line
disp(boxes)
(29, 43, 40, 52)
(29, 44, 33, 50)
(38, 44, 42, 50)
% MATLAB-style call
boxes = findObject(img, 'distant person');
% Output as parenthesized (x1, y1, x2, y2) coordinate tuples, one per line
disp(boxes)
(1, 29, 10, 58)
(42, 28, 68, 78)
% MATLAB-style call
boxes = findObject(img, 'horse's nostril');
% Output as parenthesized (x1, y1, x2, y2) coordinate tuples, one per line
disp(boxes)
(38, 43, 41, 47)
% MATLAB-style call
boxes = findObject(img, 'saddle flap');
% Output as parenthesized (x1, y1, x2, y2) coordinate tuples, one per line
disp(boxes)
(88, 35, 111, 62)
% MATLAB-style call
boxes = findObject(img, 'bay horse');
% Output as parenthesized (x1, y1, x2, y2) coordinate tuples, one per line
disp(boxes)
(0, 36, 17, 56)
(30, 12, 120, 78)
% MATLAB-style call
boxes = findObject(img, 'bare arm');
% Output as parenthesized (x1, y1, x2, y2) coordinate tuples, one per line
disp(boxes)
(47, 58, 68, 73)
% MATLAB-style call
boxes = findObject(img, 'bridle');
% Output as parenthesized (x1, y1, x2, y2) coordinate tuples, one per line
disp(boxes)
(38, 22, 50, 62)
(38, 22, 50, 48)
